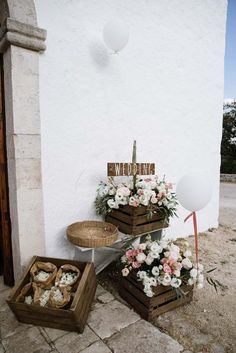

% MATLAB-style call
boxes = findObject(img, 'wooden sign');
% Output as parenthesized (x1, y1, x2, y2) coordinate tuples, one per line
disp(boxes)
(107, 163, 155, 176)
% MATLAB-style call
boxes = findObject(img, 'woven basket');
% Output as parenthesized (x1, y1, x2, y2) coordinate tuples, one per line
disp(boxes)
(67, 221, 118, 248)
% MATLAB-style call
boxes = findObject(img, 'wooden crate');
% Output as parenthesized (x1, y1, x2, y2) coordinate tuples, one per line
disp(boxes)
(7, 256, 97, 333)
(119, 272, 193, 321)
(105, 205, 168, 236)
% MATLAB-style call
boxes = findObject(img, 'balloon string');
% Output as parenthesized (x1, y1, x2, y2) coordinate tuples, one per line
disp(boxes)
(184, 211, 199, 271)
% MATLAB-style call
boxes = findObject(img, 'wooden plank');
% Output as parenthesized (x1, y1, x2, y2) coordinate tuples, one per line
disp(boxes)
(107, 163, 155, 176)
(109, 209, 164, 226)
(149, 292, 193, 319)
(119, 286, 149, 320)
(121, 278, 151, 307)
(0, 57, 14, 286)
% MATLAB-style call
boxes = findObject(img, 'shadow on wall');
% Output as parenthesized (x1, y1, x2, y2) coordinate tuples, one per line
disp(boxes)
(89, 40, 110, 69)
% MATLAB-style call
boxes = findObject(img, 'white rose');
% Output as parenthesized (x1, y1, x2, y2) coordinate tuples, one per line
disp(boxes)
(139, 195, 149, 206)
(136, 253, 146, 263)
(171, 278, 182, 288)
(150, 243, 162, 253)
(117, 186, 130, 197)
(143, 277, 152, 285)
(190, 268, 198, 279)
(137, 271, 147, 280)
(150, 277, 157, 286)
(145, 255, 154, 265)
(182, 258, 193, 270)
(149, 251, 160, 259)
(139, 243, 147, 251)
(184, 250, 192, 258)
(151, 196, 158, 204)
(152, 266, 159, 277)
(107, 199, 119, 209)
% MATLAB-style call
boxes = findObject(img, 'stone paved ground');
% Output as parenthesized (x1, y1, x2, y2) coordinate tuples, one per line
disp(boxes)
(0, 278, 184, 353)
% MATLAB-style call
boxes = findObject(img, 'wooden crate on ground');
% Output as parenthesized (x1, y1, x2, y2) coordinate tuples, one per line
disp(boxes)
(119, 272, 193, 321)
(7, 256, 97, 333)
(105, 205, 168, 236)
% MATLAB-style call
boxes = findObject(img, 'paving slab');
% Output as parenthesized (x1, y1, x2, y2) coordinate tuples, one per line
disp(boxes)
(87, 300, 140, 339)
(0, 288, 11, 308)
(43, 327, 70, 342)
(107, 319, 183, 353)
(1, 327, 51, 353)
(80, 340, 112, 353)
(54, 326, 98, 353)
(0, 342, 4, 353)
(0, 303, 31, 339)
(96, 291, 114, 304)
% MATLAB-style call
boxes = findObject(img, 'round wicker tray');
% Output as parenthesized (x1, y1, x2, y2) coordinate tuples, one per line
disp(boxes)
(67, 221, 118, 248)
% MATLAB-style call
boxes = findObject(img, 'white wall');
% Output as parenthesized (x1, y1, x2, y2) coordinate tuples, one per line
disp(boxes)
(35, 0, 227, 258)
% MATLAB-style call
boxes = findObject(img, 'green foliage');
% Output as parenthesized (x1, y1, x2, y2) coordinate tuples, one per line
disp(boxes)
(221, 100, 236, 173)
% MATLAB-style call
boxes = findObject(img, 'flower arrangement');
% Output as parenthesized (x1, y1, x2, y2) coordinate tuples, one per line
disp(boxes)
(121, 236, 204, 297)
(95, 176, 178, 219)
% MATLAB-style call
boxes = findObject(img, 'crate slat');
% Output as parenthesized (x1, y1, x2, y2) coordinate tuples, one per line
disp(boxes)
(119, 277, 193, 321)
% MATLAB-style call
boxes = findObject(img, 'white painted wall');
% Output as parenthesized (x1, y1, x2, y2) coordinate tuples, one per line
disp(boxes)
(35, 0, 227, 258)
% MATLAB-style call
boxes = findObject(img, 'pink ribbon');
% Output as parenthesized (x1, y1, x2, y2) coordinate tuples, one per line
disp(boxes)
(184, 211, 198, 271)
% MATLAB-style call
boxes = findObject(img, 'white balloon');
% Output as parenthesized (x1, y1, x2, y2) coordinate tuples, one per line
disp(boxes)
(103, 20, 129, 53)
(176, 173, 212, 212)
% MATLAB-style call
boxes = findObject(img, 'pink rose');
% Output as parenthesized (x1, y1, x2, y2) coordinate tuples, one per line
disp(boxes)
(161, 258, 167, 264)
(125, 250, 133, 257)
(132, 261, 141, 269)
(163, 263, 172, 274)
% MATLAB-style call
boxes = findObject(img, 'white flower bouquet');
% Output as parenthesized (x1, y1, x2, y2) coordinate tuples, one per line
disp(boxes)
(121, 236, 204, 297)
(95, 176, 178, 220)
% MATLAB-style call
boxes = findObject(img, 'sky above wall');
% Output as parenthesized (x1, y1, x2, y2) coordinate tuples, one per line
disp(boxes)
(224, 0, 236, 99)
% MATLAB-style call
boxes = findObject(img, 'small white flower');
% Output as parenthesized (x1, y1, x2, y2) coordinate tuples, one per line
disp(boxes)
(144, 289, 154, 297)
(150, 277, 157, 286)
(121, 268, 129, 277)
(136, 253, 146, 263)
(182, 258, 193, 270)
(149, 251, 160, 259)
(152, 266, 160, 277)
(159, 265, 163, 270)
(121, 255, 127, 264)
(137, 271, 147, 280)
(150, 243, 162, 253)
(139, 243, 147, 251)
(107, 199, 119, 209)
(145, 255, 154, 265)
(116, 186, 130, 197)
(184, 250, 192, 258)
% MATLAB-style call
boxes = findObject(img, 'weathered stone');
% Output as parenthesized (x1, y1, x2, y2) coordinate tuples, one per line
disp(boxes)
(97, 291, 114, 304)
(87, 300, 140, 339)
(16, 158, 42, 189)
(107, 319, 183, 353)
(0, 342, 4, 353)
(43, 327, 70, 342)
(95, 284, 108, 299)
(210, 343, 226, 353)
(13, 134, 41, 159)
(54, 326, 98, 353)
(0, 288, 11, 308)
(0, 303, 30, 339)
(80, 340, 112, 353)
(2, 327, 51, 353)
